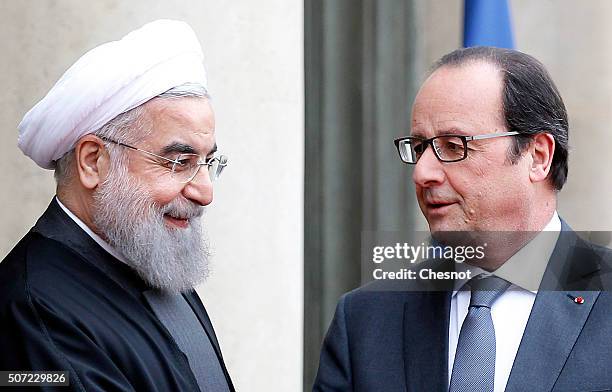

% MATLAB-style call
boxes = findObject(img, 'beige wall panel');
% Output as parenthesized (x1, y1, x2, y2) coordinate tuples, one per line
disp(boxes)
(512, 0, 612, 232)
(0, 1, 304, 391)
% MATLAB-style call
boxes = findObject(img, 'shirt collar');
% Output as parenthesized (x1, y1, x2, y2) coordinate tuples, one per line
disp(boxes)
(452, 211, 561, 296)
(55, 196, 130, 265)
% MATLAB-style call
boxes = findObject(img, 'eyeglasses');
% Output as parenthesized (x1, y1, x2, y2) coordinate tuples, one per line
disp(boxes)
(100, 137, 228, 183)
(393, 131, 520, 164)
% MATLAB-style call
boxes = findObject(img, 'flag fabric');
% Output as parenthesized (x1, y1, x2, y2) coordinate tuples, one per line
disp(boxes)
(463, 0, 515, 48)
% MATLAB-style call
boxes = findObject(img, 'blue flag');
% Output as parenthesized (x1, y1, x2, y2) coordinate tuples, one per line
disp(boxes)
(463, 0, 515, 48)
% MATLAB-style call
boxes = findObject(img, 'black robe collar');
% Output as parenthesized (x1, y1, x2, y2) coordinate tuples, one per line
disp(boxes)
(32, 197, 236, 391)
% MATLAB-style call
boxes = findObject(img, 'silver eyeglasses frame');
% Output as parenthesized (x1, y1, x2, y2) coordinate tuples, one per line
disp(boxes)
(100, 136, 228, 183)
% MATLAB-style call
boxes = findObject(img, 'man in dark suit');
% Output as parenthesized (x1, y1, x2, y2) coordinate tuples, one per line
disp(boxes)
(0, 20, 234, 391)
(314, 47, 612, 391)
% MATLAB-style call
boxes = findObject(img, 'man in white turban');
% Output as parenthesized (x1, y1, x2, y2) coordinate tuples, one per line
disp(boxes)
(0, 20, 234, 391)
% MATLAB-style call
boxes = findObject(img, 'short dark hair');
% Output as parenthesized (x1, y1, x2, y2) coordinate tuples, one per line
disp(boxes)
(433, 46, 569, 191)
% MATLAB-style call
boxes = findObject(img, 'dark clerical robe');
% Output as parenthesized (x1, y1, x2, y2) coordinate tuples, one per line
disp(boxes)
(0, 199, 235, 391)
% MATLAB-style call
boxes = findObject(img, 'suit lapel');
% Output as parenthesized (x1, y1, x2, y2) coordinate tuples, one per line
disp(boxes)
(506, 224, 603, 392)
(183, 291, 236, 392)
(505, 290, 599, 392)
(403, 291, 451, 392)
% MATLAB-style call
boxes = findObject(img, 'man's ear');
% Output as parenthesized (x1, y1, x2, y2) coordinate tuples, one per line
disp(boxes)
(74, 135, 109, 190)
(529, 132, 555, 183)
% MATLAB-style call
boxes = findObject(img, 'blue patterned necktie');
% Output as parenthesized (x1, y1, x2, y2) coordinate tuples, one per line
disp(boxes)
(449, 275, 511, 392)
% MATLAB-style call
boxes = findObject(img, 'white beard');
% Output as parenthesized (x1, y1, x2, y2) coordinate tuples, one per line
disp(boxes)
(92, 166, 210, 294)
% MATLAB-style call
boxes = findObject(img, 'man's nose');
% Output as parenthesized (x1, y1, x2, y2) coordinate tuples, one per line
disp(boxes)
(182, 169, 213, 206)
(412, 145, 445, 188)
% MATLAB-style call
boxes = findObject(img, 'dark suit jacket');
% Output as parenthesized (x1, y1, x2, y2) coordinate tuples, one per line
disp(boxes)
(314, 223, 612, 391)
(0, 199, 235, 392)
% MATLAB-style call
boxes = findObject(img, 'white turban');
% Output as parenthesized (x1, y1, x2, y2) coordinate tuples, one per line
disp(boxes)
(18, 19, 208, 169)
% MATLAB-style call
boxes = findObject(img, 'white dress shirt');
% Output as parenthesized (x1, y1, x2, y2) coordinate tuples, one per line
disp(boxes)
(56, 197, 129, 265)
(448, 212, 561, 392)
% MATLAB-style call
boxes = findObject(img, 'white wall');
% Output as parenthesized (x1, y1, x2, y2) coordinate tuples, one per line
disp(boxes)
(0, 1, 304, 391)
(511, 0, 612, 232)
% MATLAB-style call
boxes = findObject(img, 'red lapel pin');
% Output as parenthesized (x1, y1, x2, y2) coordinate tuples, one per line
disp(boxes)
(567, 294, 585, 304)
